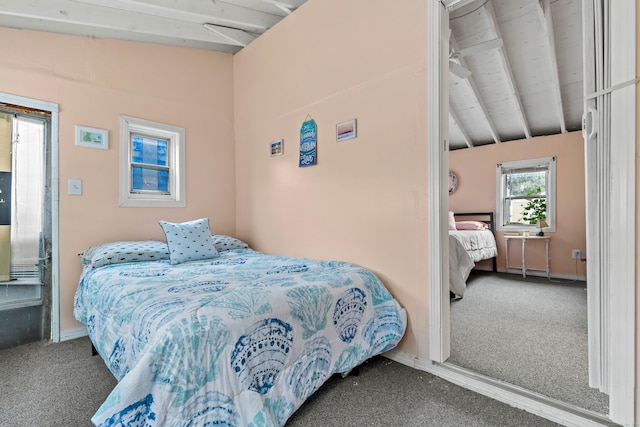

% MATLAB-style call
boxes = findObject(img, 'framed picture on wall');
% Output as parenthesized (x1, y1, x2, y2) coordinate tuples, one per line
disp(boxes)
(336, 119, 357, 142)
(270, 139, 283, 156)
(75, 125, 109, 150)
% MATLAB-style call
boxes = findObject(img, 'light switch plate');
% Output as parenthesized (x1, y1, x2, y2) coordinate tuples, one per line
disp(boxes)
(68, 178, 82, 196)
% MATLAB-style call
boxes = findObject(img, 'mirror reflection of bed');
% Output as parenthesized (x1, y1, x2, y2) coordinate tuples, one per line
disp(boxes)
(446, 210, 608, 414)
(442, 0, 613, 417)
(448, 212, 497, 299)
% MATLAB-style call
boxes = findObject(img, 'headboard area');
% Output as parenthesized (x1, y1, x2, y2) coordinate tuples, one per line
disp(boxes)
(449, 212, 498, 272)
(453, 211, 495, 232)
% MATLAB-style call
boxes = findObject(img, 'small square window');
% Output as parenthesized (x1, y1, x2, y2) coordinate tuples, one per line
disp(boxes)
(119, 116, 185, 207)
(130, 135, 170, 194)
(496, 157, 555, 232)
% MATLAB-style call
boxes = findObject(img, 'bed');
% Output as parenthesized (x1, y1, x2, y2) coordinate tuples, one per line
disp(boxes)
(74, 226, 406, 426)
(449, 212, 498, 297)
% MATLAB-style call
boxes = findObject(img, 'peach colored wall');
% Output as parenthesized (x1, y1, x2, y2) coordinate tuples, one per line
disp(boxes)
(233, 0, 428, 357)
(449, 131, 587, 278)
(0, 28, 236, 334)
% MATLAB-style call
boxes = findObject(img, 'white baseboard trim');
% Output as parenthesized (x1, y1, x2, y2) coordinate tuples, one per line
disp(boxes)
(383, 348, 419, 368)
(498, 270, 586, 282)
(59, 327, 87, 341)
(383, 350, 615, 427)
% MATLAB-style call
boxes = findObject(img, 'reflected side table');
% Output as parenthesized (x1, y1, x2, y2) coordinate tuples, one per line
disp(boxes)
(504, 235, 550, 278)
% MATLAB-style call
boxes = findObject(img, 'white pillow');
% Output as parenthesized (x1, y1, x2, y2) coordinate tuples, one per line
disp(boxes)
(211, 235, 250, 251)
(448, 211, 457, 231)
(159, 218, 219, 264)
(80, 241, 169, 269)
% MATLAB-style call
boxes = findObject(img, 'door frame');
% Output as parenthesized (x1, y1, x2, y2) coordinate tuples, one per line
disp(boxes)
(427, 0, 450, 364)
(425, 1, 636, 425)
(603, 1, 636, 421)
(0, 91, 60, 342)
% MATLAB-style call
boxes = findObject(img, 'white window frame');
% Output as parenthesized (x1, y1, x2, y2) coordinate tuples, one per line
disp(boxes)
(495, 156, 556, 233)
(119, 115, 185, 208)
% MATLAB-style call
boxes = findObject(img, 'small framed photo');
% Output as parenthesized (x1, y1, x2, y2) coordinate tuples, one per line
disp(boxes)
(75, 125, 109, 150)
(336, 119, 357, 142)
(270, 139, 284, 156)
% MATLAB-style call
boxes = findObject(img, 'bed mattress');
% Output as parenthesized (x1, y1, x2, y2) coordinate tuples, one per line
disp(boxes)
(74, 247, 406, 426)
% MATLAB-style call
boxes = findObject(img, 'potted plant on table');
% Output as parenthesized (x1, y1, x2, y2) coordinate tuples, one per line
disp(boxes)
(521, 190, 547, 236)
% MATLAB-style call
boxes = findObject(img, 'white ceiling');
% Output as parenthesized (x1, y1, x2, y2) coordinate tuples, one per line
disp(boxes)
(0, 0, 307, 53)
(444, 0, 583, 150)
(0, 0, 582, 151)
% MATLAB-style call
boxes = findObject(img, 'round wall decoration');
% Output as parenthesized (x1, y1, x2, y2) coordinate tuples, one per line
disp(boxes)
(449, 170, 458, 195)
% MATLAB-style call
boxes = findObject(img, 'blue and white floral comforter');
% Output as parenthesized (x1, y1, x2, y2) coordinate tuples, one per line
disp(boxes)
(74, 248, 406, 426)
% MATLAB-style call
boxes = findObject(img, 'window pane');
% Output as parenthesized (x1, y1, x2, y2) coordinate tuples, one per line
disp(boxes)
(132, 166, 169, 193)
(131, 135, 168, 166)
(505, 171, 546, 197)
(505, 198, 537, 224)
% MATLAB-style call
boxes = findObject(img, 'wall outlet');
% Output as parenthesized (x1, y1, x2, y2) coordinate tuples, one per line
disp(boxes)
(571, 249, 582, 259)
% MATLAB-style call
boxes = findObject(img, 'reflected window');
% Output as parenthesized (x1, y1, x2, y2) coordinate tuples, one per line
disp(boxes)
(496, 157, 556, 232)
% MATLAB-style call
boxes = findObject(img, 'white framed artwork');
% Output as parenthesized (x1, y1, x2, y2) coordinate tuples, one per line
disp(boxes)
(75, 125, 109, 150)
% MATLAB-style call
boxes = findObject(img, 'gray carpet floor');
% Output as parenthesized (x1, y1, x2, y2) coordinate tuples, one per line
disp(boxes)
(449, 271, 609, 415)
(0, 335, 562, 426)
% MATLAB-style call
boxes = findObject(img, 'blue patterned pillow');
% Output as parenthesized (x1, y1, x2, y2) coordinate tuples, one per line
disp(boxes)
(81, 241, 170, 269)
(211, 235, 249, 251)
(160, 218, 219, 264)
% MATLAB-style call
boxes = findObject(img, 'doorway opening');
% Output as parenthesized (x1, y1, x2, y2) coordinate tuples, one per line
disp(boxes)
(426, 1, 635, 426)
(0, 93, 59, 348)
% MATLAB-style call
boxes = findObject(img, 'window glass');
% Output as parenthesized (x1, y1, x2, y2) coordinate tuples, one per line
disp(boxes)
(496, 157, 555, 232)
(131, 167, 169, 193)
(504, 170, 547, 225)
(119, 116, 185, 208)
(130, 135, 170, 193)
(131, 135, 168, 166)
(505, 171, 546, 197)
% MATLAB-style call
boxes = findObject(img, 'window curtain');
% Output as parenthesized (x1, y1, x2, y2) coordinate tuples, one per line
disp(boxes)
(9, 117, 44, 279)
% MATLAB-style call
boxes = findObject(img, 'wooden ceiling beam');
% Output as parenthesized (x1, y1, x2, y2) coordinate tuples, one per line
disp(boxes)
(261, 0, 292, 15)
(445, 0, 482, 12)
(450, 34, 502, 144)
(70, 0, 280, 32)
(223, 0, 305, 17)
(484, 0, 532, 139)
(536, 0, 567, 133)
(203, 24, 255, 47)
(0, 0, 269, 47)
(449, 106, 474, 148)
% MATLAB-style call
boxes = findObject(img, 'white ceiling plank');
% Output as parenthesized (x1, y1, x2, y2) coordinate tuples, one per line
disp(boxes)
(0, 14, 241, 52)
(269, 0, 305, 8)
(536, 0, 567, 133)
(450, 34, 502, 144)
(445, 0, 483, 12)
(450, 60, 472, 79)
(70, 0, 280, 32)
(226, 0, 306, 9)
(261, 0, 292, 15)
(0, 0, 245, 46)
(449, 106, 475, 148)
(203, 23, 255, 47)
(224, 0, 305, 17)
(453, 37, 503, 58)
(484, 0, 532, 139)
